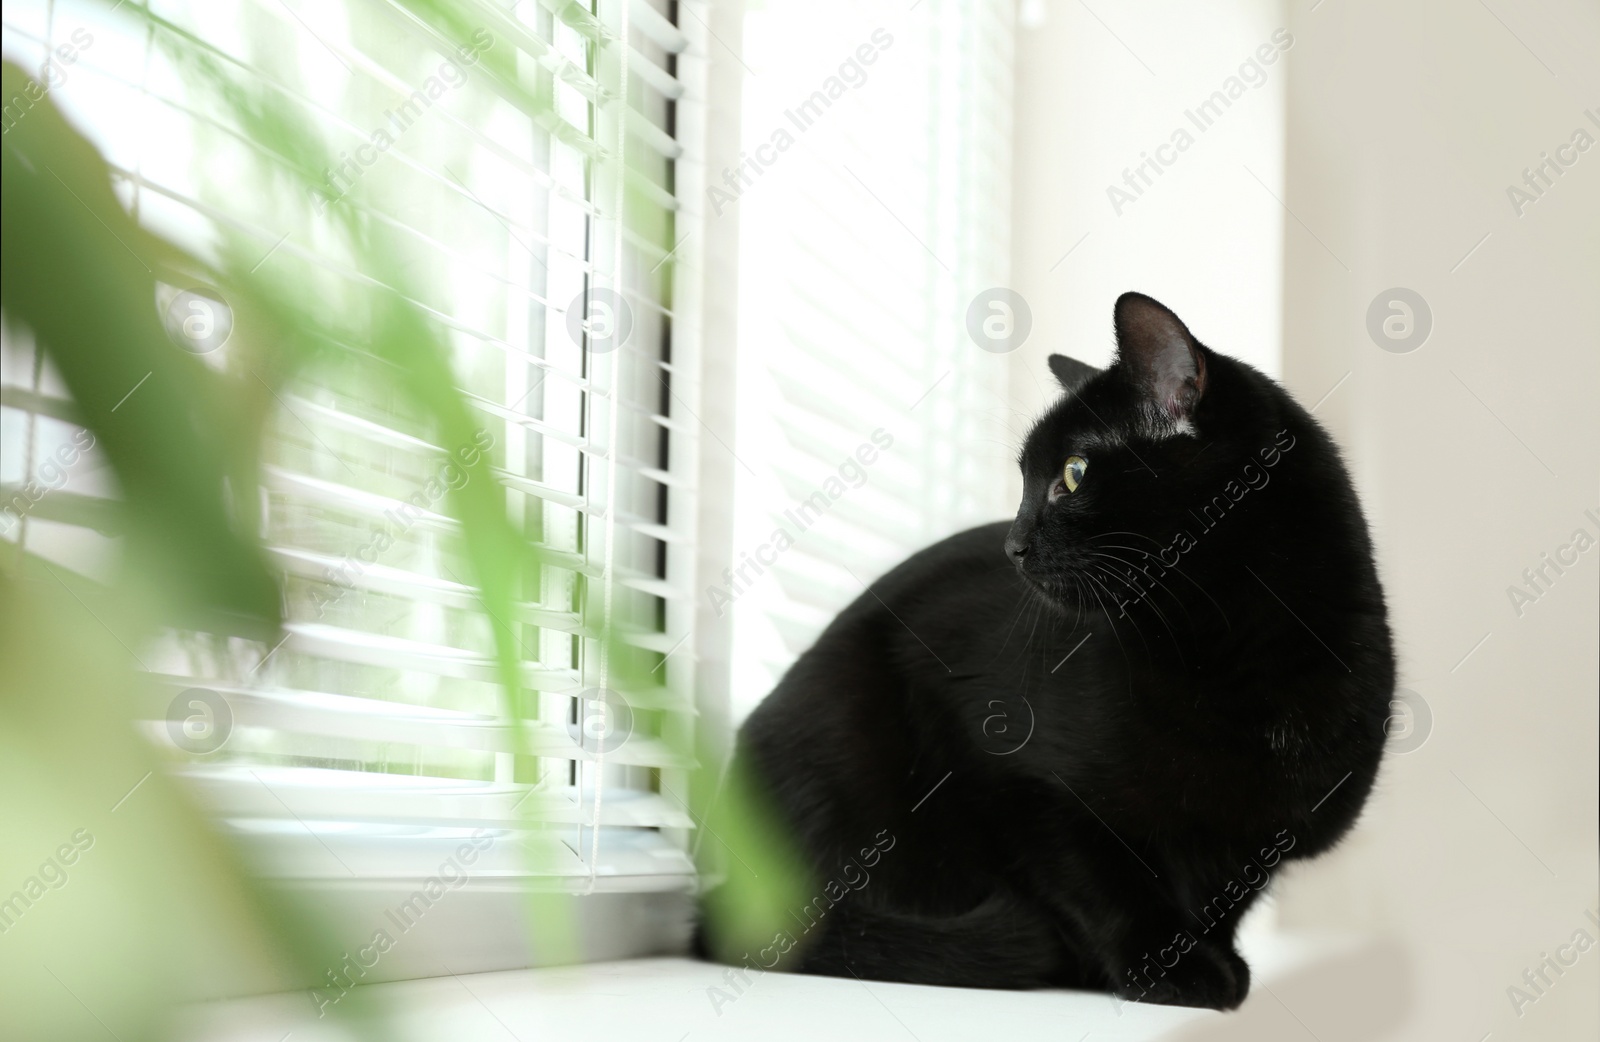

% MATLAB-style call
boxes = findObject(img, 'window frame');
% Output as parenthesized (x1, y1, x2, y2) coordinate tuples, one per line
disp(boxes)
(0, 0, 735, 974)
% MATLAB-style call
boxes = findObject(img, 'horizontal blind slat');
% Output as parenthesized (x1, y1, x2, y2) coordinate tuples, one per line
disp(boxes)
(7, 0, 697, 891)
(182, 766, 696, 826)
(226, 818, 696, 889)
(628, 0, 688, 53)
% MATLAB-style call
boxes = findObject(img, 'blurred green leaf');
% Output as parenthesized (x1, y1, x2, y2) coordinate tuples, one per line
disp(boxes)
(696, 754, 812, 962)
(0, 564, 392, 1042)
(2, 0, 810, 1026)
(1, 60, 281, 639)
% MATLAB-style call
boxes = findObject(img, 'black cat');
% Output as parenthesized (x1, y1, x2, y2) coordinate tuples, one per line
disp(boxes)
(697, 292, 1394, 1010)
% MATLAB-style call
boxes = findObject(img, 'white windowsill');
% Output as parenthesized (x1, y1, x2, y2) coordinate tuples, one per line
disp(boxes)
(173, 931, 1397, 1042)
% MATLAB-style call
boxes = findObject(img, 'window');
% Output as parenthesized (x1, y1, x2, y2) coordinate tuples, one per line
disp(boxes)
(1, 0, 703, 925)
(2, 0, 1024, 974)
(725, 0, 1017, 716)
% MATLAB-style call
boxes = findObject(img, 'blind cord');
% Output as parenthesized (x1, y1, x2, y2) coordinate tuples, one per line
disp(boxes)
(584, 0, 632, 897)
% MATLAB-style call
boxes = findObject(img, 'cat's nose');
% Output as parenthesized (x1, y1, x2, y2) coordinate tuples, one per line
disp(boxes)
(1005, 515, 1035, 567)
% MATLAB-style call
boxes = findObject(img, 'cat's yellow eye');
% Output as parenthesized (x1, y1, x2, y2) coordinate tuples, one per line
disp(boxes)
(1063, 455, 1088, 493)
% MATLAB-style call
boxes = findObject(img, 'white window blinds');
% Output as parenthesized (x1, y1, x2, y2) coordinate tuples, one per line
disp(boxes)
(1, 0, 703, 893)
(725, 0, 1017, 716)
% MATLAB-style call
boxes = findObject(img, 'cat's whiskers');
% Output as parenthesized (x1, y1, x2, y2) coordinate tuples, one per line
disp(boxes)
(1087, 547, 1199, 635)
(1077, 570, 1135, 686)
(1082, 567, 1155, 664)
(1022, 590, 1047, 656)
(1087, 534, 1233, 631)
(1087, 551, 1184, 628)
(991, 580, 1043, 668)
(1012, 591, 1046, 693)
(1085, 555, 1187, 663)
(1086, 529, 1166, 549)
(1063, 573, 1091, 633)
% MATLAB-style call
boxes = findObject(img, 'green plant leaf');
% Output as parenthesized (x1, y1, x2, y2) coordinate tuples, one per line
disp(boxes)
(1, 60, 281, 640)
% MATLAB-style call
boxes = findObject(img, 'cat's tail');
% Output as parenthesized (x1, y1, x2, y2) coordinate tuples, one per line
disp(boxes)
(696, 892, 1090, 990)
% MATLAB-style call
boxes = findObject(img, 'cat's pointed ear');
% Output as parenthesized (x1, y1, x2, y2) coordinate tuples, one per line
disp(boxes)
(1047, 354, 1100, 395)
(1113, 292, 1207, 420)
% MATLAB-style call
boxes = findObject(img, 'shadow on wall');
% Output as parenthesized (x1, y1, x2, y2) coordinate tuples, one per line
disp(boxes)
(1158, 940, 1413, 1042)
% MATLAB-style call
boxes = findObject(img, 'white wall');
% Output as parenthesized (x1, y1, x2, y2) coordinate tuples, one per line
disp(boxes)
(1271, 1, 1600, 1040)
(1008, 0, 1288, 508)
(1012, 2, 1598, 1039)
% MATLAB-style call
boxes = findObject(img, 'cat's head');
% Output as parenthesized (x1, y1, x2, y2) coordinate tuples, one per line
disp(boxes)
(1006, 292, 1297, 612)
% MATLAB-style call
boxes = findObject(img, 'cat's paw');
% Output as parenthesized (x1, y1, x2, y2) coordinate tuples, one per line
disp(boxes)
(1113, 940, 1248, 1011)
(1222, 944, 1251, 999)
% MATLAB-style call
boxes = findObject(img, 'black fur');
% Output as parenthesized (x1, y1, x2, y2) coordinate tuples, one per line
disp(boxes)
(697, 293, 1393, 1009)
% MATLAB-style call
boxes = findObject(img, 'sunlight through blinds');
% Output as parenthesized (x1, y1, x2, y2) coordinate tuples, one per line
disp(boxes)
(723, 0, 1017, 718)
(0, 0, 703, 891)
